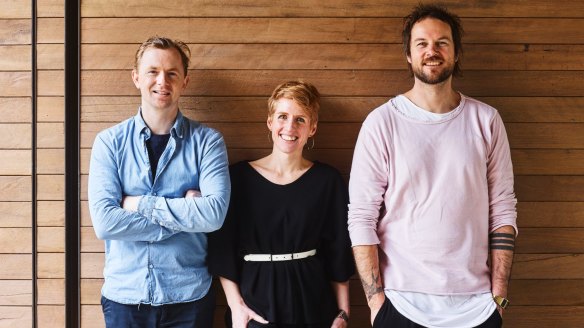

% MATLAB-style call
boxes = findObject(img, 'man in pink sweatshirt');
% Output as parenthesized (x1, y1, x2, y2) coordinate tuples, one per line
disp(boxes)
(348, 4, 517, 328)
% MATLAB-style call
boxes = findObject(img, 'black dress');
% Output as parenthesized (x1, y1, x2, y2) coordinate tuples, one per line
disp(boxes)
(208, 161, 355, 326)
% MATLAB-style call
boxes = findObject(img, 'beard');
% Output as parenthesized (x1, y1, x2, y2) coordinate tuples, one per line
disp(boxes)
(412, 59, 454, 85)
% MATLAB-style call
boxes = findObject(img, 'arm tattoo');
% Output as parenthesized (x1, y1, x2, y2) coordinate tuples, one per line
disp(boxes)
(360, 270, 384, 301)
(489, 232, 515, 251)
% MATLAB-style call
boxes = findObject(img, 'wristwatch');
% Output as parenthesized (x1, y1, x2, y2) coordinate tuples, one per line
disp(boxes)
(493, 295, 510, 309)
(337, 309, 349, 322)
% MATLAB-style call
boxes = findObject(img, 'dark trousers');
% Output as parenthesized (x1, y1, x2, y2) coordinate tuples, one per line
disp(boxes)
(101, 290, 215, 328)
(373, 296, 502, 328)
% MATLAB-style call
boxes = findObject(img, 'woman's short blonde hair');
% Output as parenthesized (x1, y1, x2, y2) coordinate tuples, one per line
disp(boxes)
(267, 81, 320, 125)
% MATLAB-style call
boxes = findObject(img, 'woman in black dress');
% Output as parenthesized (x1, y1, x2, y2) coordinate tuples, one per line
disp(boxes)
(208, 81, 355, 327)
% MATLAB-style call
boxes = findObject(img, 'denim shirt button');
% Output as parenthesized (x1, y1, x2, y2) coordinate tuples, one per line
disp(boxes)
(149, 264, 154, 269)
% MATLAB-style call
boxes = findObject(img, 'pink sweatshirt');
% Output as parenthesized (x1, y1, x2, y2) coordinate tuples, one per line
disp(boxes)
(348, 95, 517, 295)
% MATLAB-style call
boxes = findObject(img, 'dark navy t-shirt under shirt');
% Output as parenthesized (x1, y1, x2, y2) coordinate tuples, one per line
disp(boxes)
(146, 133, 171, 178)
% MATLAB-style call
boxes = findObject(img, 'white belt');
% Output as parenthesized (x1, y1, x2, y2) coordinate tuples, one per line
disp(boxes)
(243, 249, 316, 262)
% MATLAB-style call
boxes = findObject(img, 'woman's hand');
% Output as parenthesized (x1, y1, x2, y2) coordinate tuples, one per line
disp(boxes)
(230, 302, 269, 328)
(331, 316, 348, 328)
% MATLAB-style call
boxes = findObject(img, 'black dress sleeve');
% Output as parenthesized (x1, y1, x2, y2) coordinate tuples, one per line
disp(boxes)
(207, 164, 242, 283)
(316, 165, 355, 282)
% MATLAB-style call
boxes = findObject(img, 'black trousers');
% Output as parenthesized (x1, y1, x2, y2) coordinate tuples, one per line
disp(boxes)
(372, 296, 502, 328)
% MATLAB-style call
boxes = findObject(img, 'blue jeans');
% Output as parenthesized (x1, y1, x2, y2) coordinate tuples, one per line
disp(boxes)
(101, 290, 215, 328)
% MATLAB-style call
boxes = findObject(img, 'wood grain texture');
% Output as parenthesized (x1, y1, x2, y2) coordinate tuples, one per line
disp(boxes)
(0, 45, 30, 70)
(0, 176, 31, 202)
(79, 0, 584, 18)
(0, 202, 31, 228)
(37, 201, 65, 227)
(0, 306, 32, 328)
(37, 279, 64, 305)
(512, 254, 584, 279)
(517, 202, 584, 228)
(0, 280, 31, 306)
(37, 175, 64, 201)
(0, 98, 31, 123)
(37, 253, 64, 279)
(0, 228, 31, 253)
(37, 44, 64, 70)
(0, 72, 31, 96)
(0, 150, 31, 175)
(0, 20, 30, 45)
(73, 18, 584, 44)
(37, 305, 64, 328)
(37, 97, 64, 122)
(37, 149, 65, 174)
(0, 254, 31, 279)
(37, 227, 64, 253)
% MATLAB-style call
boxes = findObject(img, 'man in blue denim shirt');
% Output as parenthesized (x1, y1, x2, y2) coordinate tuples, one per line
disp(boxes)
(88, 36, 230, 327)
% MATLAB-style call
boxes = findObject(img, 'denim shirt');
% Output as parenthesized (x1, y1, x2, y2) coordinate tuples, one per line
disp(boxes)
(88, 110, 230, 305)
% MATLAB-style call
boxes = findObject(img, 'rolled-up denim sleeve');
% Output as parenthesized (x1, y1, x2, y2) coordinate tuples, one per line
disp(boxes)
(88, 132, 175, 241)
(137, 131, 231, 233)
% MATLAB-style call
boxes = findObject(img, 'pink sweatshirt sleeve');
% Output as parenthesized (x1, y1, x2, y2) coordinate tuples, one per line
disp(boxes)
(487, 112, 518, 235)
(348, 109, 390, 246)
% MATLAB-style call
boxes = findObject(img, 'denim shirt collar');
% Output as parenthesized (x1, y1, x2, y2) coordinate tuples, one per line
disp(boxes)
(134, 107, 186, 139)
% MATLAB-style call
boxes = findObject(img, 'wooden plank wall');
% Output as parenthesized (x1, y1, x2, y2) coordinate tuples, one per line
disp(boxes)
(0, 0, 33, 327)
(6, 0, 582, 326)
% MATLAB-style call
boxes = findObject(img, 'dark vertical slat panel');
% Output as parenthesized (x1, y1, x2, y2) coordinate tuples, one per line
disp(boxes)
(64, 0, 80, 327)
(31, 0, 37, 327)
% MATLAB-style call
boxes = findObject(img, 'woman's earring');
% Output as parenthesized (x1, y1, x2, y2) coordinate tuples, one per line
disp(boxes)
(306, 137, 315, 150)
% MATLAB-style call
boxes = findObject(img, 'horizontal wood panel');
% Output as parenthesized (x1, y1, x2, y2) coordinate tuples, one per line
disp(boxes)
(0, 306, 32, 327)
(81, 253, 104, 279)
(79, 44, 584, 70)
(516, 228, 584, 254)
(0, 176, 31, 201)
(77, 70, 584, 97)
(0, 280, 31, 306)
(80, 279, 101, 305)
(0, 150, 30, 175)
(512, 254, 584, 280)
(37, 0, 64, 18)
(515, 176, 584, 202)
(37, 70, 63, 96)
(0, 45, 30, 70)
(73, 18, 584, 44)
(80, 96, 584, 124)
(0, 254, 31, 279)
(0, 20, 30, 45)
(37, 305, 64, 328)
(79, 0, 584, 18)
(81, 201, 91, 227)
(0, 124, 31, 148)
(511, 149, 584, 175)
(81, 305, 104, 328)
(81, 227, 102, 253)
(0, 72, 30, 96)
(37, 149, 64, 174)
(37, 279, 64, 305)
(37, 201, 65, 227)
(37, 44, 64, 70)
(511, 280, 584, 306)
(37, 175, 64, 201)
(37, 227, 64, 253)
(37, 97, 64, 122)
(80, 122, 584, 150)
(518, 202, 584, 228)
(0, 228, 31, 253)
(0, 202, 31, 227)
(37, 253, 64, 279)
(37, 123, 64, 148)
(36, 18, 63, 43)
(0, 98, 31, 123)
(0, 1, 31, 19)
